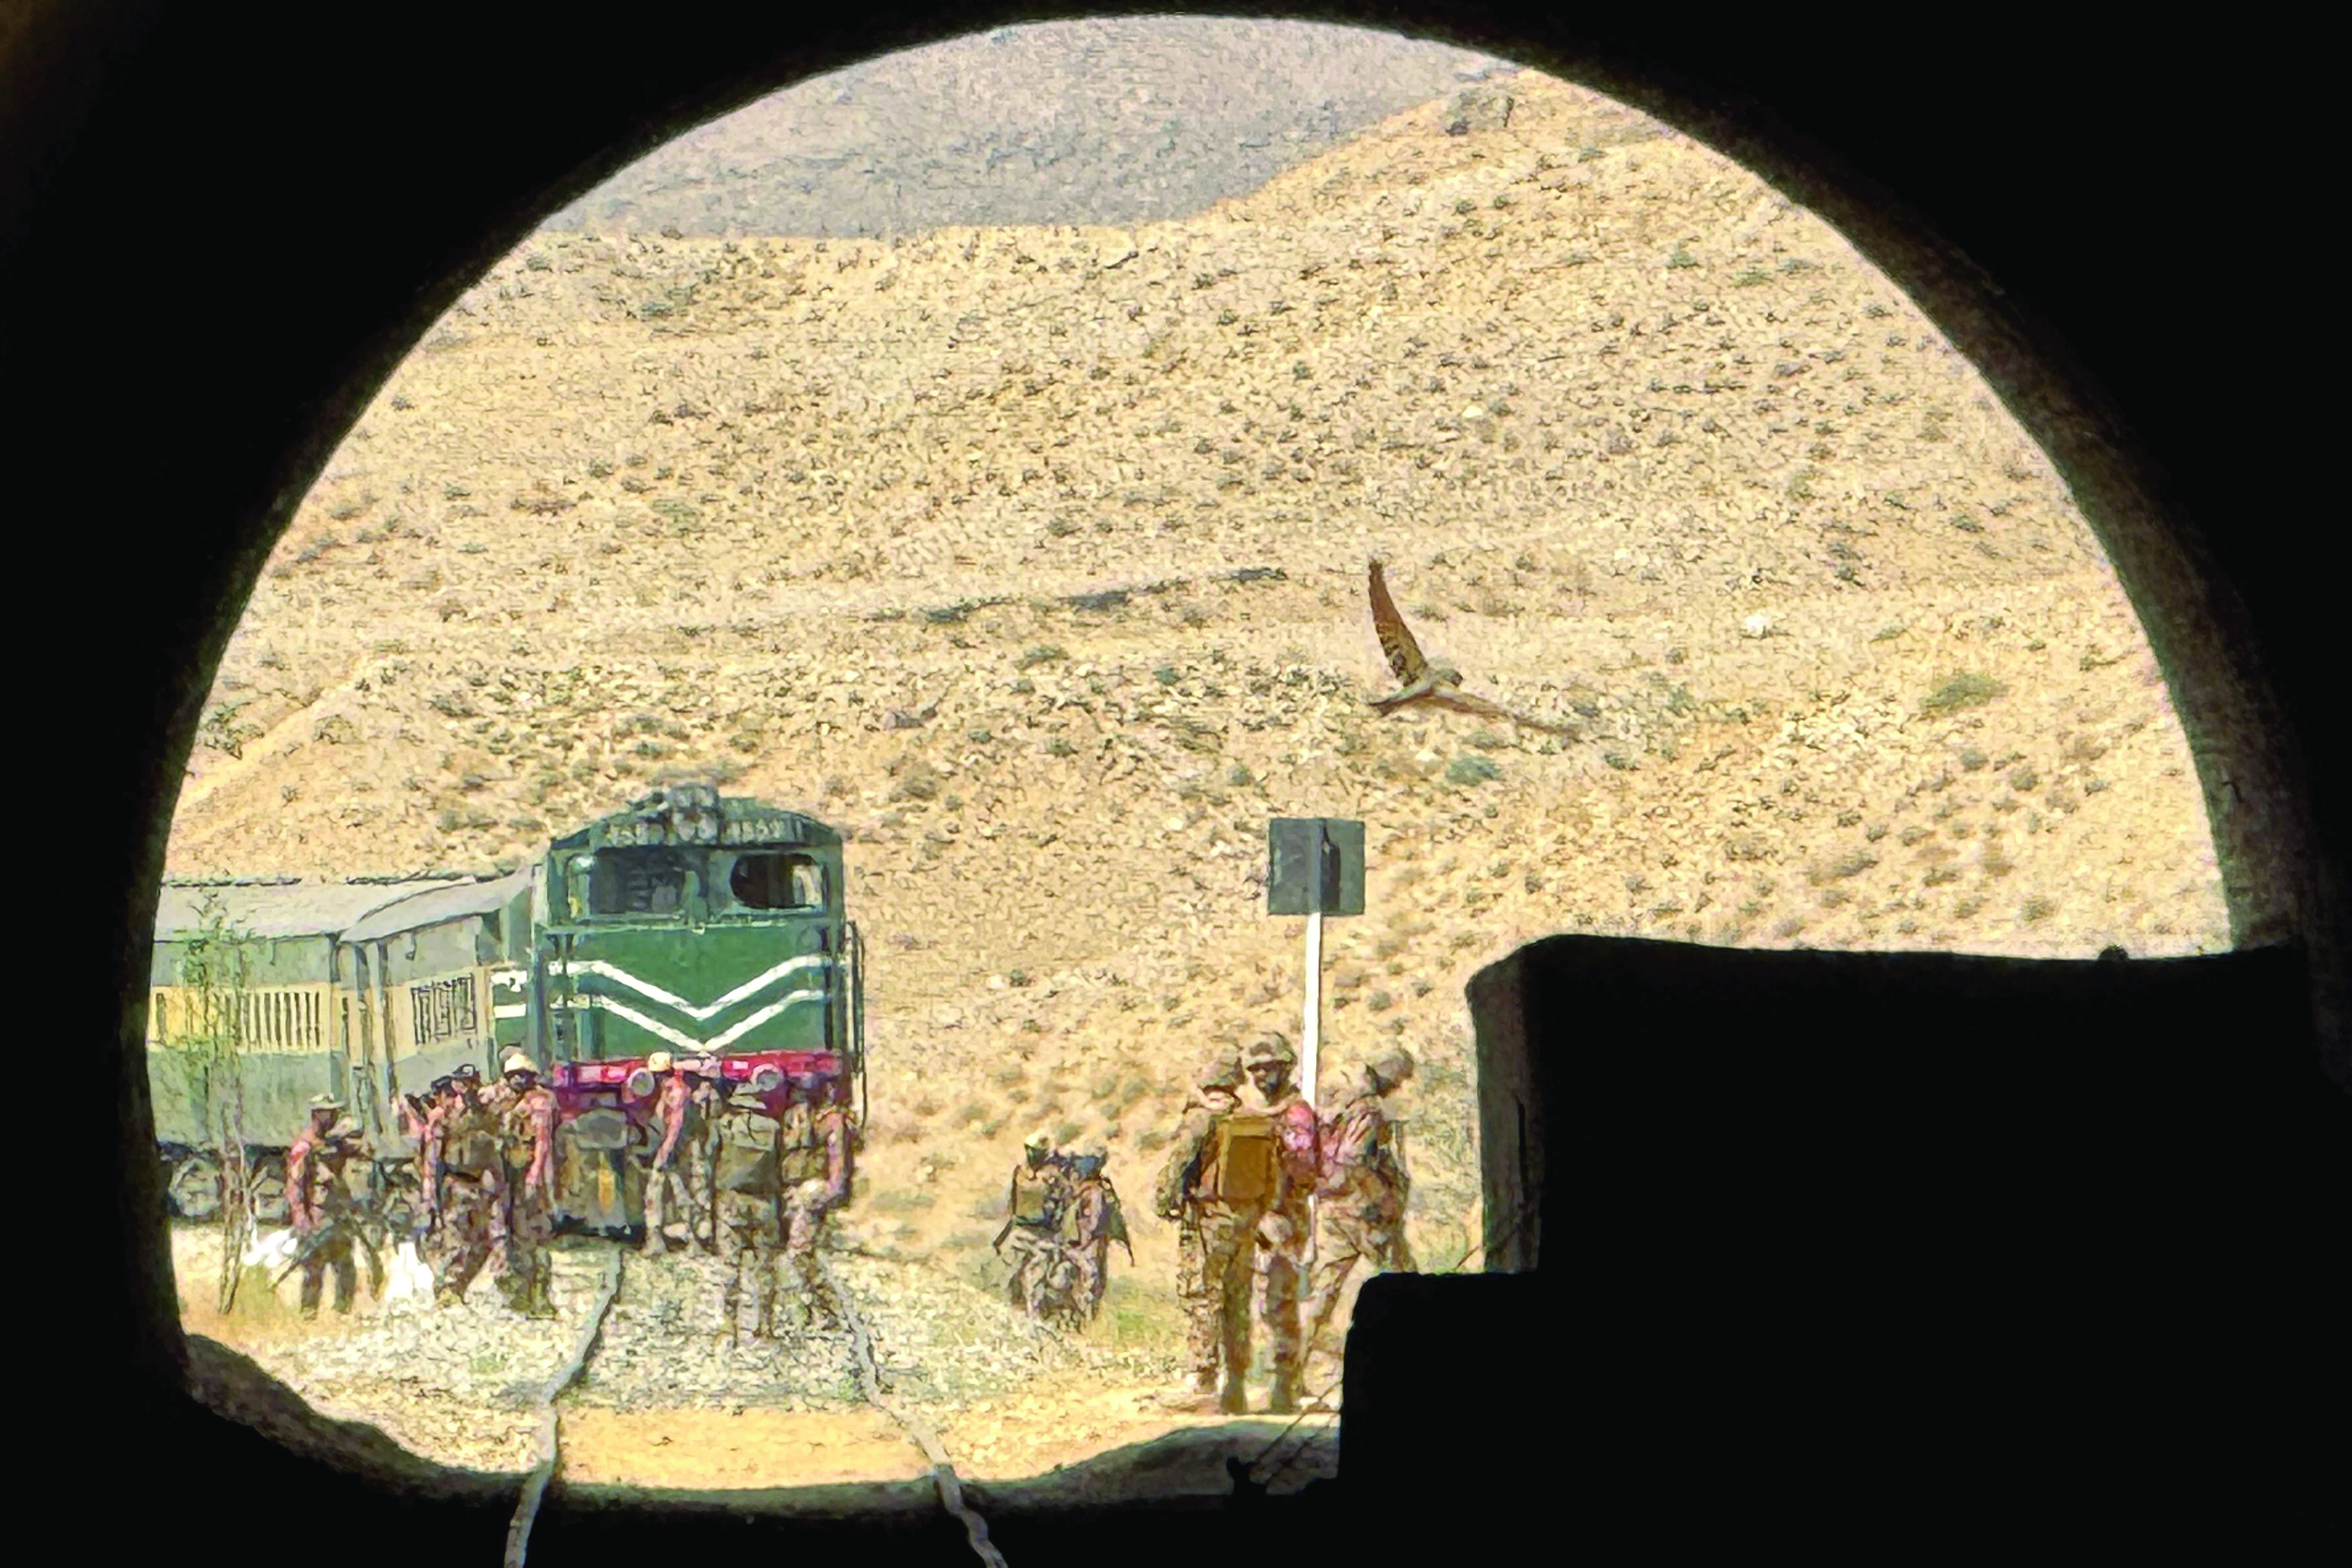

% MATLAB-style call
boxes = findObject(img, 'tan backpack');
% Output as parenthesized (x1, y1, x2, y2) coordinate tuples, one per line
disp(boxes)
(1204, 1112, 1276, 1206)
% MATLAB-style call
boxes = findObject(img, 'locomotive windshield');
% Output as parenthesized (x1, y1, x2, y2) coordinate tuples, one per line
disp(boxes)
(728, 851, 825, 911)
(586, 847, 695, 916)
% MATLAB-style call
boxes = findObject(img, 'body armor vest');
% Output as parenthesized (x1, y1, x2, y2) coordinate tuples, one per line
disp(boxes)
(442, 1109, 500, 1179)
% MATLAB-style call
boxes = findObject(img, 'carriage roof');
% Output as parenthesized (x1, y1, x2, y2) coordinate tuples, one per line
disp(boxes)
(153, 878, 464, 942)
(341, 864, 535, 943)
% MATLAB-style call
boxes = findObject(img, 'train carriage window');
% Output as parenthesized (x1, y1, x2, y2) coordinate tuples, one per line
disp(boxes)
(729, 852, 825, 910)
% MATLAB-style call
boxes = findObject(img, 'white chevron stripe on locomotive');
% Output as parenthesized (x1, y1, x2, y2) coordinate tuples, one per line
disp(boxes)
(547, 954, 829, 1021)
(575, 991, 827, 1053)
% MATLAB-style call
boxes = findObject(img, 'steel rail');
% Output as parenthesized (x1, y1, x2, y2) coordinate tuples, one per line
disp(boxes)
(506, 1246, 625, 1568)
(817, 1253, 1009, 1568)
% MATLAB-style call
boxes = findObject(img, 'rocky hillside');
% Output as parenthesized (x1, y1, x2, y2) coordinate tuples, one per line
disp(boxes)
(172, 70, 2229, 1292)
(544, 18, 1514, 237)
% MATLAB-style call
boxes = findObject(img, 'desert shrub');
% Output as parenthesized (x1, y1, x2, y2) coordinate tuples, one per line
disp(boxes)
(1923, 672, 2004, 715)
(1447, 755, 1501, 786)
(891, 757, 941, 801)
(1811, 852, 1879, 885)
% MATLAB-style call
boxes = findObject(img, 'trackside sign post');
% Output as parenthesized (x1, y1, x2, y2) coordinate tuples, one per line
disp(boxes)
(1269, 817, 1362, 1279)
(1267, 817, 1365, 1121)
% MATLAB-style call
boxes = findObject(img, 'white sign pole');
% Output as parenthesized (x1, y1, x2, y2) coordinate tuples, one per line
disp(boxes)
(1301, 908, 1323, 1112)
(1300, 906, 1322, 1281)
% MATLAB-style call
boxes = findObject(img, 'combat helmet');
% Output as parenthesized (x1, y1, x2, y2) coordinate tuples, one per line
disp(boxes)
(1366, 1048, 1417, 1091)
(502, 1051, 538, 1077)
(1024, 1128, 1054, 1152)
(1077, 1139, 1109, 1163)
(643, 1050, 674, 1074)
(308, 1093, 345, 1116)
(1242, 1032, 1296, 1071)
(1197, 1045, 1244, 1092)
(451, 1063, 481, 1083)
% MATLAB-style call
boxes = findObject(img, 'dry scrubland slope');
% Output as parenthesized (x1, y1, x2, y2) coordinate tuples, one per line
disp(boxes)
(173, 72, 2228, 1290)
(542, 17, 1512, 237)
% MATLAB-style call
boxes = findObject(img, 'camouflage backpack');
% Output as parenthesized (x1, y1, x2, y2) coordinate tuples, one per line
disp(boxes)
(1204, 1112, 1276, 1206)
(443, 1109, 501, 1179)
(712, 1106, 781, 1195)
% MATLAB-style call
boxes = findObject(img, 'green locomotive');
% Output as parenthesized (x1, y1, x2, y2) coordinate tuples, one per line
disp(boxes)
(149, 784, 865, 1234)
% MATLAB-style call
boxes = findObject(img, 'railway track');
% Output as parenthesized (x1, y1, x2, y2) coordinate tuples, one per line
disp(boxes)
(503, 1241, 1008, 1567)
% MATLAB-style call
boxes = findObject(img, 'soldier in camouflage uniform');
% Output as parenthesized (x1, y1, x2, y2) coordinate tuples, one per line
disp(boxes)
(639, 1051, 700, 1253)
(1062, 1140, 1131, 1324)
(1154, 1045, 1260, 1413)
(431, 1073, 505, 1307)
(684, 1069, 723, 1253)
(1301, 1048, 1418, 1392)
(405, 1075, 457, 1261)
(1242, 1033, 1322, 1415)
(285, 1095, 364, 1318)
(997, 1130, 1070, 1317)
(779, 1082, 856, 1331)
(710, 1084, 785, 1342)
(494, 1051, 560, 1319)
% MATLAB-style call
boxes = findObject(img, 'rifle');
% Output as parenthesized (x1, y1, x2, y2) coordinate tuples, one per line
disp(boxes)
(272, 1210, 384, 1298)
(1100, 1176, 1136, 1266)
(992, 1170, 1019, 1253)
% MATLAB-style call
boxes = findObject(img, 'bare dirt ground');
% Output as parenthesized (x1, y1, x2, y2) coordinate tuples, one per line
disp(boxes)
(164, 66, 2229, 1494)
(173, 1221, 1329, 1499)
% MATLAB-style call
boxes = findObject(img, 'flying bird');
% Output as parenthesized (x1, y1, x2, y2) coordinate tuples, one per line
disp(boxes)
(1364, 558, 1578, 736)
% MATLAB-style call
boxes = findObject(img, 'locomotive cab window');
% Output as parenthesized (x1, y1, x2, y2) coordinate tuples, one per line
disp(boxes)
(729, 852, 825, 911)
(588, 847, 693, 916)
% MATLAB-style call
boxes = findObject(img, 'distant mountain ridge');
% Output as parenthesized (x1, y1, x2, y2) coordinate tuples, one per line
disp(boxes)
(540, 18, 1513, 238)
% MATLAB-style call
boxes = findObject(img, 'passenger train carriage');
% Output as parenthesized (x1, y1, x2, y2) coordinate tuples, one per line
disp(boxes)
(148, 785, 865, 1234)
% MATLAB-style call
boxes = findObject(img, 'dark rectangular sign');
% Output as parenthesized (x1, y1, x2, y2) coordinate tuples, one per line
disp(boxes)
(1267, 817, 1366, 916)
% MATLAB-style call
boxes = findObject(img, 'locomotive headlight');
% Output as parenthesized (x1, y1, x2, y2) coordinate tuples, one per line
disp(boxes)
(625, 1068, 656, 1098)
(750, 1065, 783, 1095)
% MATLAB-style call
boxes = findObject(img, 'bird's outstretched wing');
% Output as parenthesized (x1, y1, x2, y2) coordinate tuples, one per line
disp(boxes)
(1432, 687, 1580, 737)
(1368, 558, 1429, 685)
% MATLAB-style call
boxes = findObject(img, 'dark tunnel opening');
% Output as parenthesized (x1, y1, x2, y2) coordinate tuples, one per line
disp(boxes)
(17, 2, 2348, 1560)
